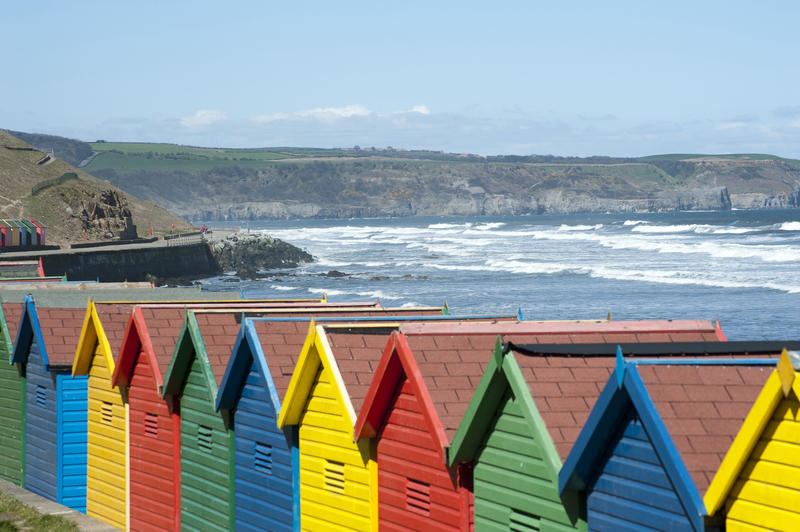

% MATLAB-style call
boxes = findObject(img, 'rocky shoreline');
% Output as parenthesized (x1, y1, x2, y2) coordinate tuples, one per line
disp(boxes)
(210, 232, 313, 279)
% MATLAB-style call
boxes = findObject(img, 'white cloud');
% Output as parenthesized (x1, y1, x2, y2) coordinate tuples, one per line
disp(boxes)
(254, 104, 372, 123)
(714, 121, 747, 131)
(180, 109, 227, 128)
(297, 104, 371, 119)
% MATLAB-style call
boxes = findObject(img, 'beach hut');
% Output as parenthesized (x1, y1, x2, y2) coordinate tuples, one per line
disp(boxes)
(20, 221, 36, 246)
(13, 221, 27, 247)
(703, 349, 800, 530)
(72, 300, 135, 530)
(9, 297, 88, 511)
(352, 319, 725, 531)
(558, 344, 800, 531)
(0, 302, 24, 486)
(6, 221, 19, 247)
(30, 220, 45, 246)
(217, 311, 504, 532)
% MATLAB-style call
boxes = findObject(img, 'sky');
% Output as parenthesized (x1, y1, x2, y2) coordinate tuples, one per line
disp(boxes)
(2, 1, 799, 157)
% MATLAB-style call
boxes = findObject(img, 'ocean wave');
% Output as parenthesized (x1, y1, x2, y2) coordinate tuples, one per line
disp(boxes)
(587, 266, 800, 293)
(473, 222, 506, 231)
(778, 221, 800, 231)
(712, 227, 758, 234)
(314, 259, 350, 267)
(632, 224, 704, 233)
(623, 220, 644, 226)
(270, 285, 298, 291)
(600, 237, 800, 262)
(428, 222, 472, 229)
(557, 224, 603, 231)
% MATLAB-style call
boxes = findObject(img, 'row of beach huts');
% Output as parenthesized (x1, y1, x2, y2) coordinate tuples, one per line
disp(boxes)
(0, 287, 799, 531)
(0, 219, 46, 248)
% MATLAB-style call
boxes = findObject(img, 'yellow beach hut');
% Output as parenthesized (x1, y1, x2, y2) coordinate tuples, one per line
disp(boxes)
(705, 348, 800, 531)
(277, 322, 387, 531)
(72, 300, 132, 530)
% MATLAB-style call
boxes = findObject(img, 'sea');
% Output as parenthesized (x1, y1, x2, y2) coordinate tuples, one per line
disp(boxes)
(201, 209, 800, 341)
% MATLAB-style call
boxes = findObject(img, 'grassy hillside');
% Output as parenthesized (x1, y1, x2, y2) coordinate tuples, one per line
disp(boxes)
(0, 130, 194, 245)
(7, 130, 94, 168)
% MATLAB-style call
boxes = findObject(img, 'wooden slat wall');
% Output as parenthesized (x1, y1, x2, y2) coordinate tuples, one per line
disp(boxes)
(58, 373, 88, 511)
(473, 391, 577, 532)
(377, 378, 464, 531)
(586, 410, 693, 531)
(725, 392, 800, 531)
(180, 356, 231, 532)
(299, 366, 372, 531)
(129, 347, 178, 532)
(0, 327, 23, 486)
(86, 345, 126, 530)
(24, 339, 58, 501)
(234, 361, 294, 532)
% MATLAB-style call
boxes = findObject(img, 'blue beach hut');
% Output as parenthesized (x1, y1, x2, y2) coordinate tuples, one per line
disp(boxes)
(10, 296, 88, 511)
(558, 345, 797, 531)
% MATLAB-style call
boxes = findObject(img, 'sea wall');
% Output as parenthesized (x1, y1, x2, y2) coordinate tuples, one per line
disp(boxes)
(41, 242, 218, 282)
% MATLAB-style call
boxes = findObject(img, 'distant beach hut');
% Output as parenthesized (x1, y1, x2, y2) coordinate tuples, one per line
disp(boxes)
(558, 346, 796, 531)
(30, 220, 45, 246)
(703, 349, 800, 530)
(6, 221, 19, 247)
(72, 300, 135, 530)
(0, 302, 24, 486)
(10, 297, 88, 511)
(13, 221, 27, 247)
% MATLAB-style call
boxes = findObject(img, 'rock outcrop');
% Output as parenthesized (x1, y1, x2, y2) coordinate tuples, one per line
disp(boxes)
(211, 233, 313, 278)
(79, 189, 138, 239)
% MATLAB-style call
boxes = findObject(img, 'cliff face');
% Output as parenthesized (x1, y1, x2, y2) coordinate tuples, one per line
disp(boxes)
(181, 186, 734, 220)
(97, 157, 798, 221)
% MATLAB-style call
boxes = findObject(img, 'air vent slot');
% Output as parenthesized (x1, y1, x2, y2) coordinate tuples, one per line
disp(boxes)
(198, 425, 213, 453)
(406, 478, 431, 515)
(254, 442, 273, 474)
(101, 401, 113, 424)
(510, 509, 541, 532)
(35, 385, 46, 407)
(324, 460, 345, 494)
(144, 412, 158, 437)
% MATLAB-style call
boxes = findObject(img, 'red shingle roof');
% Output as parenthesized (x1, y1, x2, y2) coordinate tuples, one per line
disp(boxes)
(193, 312, 243, 386)
(323, 327, 398, 415)
(1, 302, 23, 344)
(251, 320, 312, 401)
(136, 307, 186, 377)
(34, 307, 86, 366)
(94, 302, 136, 353)
(637, 364, 771, 494)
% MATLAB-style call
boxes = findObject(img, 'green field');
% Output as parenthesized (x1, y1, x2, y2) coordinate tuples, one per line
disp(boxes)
(85, 142, 301, 172)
